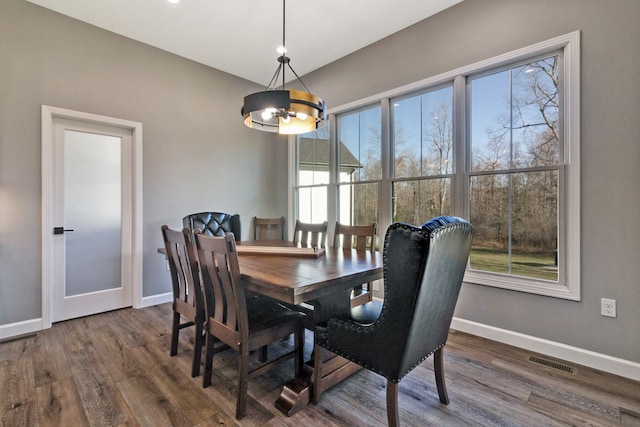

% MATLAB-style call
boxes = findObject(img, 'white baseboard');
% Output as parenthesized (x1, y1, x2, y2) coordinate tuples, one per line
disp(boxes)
(0, 318, 44, 341)
(451, 317, 640, 382)
(0, 293, 172, 341)
(141, 292, 173, 308)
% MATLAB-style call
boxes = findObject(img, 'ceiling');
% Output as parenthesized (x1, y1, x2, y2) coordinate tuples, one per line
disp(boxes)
(26, 0, 462, 86)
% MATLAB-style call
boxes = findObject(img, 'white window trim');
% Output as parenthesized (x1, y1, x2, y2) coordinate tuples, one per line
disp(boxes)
(290, 31, 580, 300)
(463, 32, 580, 300)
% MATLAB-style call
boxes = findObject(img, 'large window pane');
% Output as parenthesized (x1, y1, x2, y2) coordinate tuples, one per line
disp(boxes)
(339, 183, 378, 226)
(469, 172, 558, 281)
(297, 186, 327, 224)
(392, 178, 451, 225)
(470, 55, 560, 172)
(394, 86, 453, 178)
(298, 128, 330, 185)
(297, 127, 330, 225)
(338, 106, 381, 182)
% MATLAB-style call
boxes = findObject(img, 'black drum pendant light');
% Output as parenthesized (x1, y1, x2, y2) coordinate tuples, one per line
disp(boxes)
(241, 0, 326, 135)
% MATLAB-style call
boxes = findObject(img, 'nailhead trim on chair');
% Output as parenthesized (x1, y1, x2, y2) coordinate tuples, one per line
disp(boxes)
(322, 323, 446, 382)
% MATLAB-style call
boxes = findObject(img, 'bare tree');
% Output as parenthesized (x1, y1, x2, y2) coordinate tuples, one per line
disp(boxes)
(472, 55, 560, 254)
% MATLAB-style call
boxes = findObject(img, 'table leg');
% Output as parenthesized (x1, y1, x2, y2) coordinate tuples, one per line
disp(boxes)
(274, 366, 313, 416)
(274, 290, 361, 416)
(274, 352, 362, 416)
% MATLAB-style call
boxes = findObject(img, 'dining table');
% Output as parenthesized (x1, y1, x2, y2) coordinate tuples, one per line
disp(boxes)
(235, 239, 383, 416)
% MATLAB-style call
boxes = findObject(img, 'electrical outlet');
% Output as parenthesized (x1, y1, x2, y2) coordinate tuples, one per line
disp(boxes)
(601, 298, 616, 318)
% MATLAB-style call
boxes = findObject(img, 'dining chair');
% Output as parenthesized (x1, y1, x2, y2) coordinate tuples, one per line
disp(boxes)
(313, 216, 474, 427)
(194, 231, 306, 419)
(292, 220, 328, 248)
(333, 222, 378, 310)
(253, 216, 285, 240)
(161, 225, 205, 378)
(183, 211, 241, 241)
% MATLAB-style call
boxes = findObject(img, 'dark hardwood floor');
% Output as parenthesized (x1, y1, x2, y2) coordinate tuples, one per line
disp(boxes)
(1, 303, 639, 426)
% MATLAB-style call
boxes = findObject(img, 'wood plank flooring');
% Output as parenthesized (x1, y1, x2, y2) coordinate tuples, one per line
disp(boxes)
(1, 304, 639, 426)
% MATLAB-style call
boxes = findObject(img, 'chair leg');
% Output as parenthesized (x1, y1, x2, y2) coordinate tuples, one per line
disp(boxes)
(170, 311, 180, 356)
(191, 321, 204, 377)
(434, 347, 449, 404)
(236, 346, 249, 419)
(259, 345, 268, 362)
(202, 331, 215, 388)
(295, 325, 305, 376)
(312, 344, 323, 404)
(386, 381, 400, 427)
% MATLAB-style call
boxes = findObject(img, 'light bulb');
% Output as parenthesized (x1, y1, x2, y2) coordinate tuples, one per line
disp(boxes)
(282, 114, 291, 124)
(277, 46, 287, 55)
(297, 113, 308, 121)
(261, 108, 276, 120)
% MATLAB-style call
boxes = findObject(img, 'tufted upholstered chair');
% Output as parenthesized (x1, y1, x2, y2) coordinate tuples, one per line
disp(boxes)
(183, 212, 241, 241)
(313, 216, 473, 427)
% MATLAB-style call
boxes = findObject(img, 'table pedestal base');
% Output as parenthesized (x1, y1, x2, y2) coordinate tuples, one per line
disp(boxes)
(274, 353, 362, 416)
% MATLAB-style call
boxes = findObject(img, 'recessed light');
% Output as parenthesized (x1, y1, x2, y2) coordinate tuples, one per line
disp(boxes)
(167, 0, 180, 4)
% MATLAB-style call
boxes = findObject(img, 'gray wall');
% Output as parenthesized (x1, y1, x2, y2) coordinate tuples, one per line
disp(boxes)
(302, 0, 640, 362)
(1, 0, 638, 365)
(0, 0, 287, 323)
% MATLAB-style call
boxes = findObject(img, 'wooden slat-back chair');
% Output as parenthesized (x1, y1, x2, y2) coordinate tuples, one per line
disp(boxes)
(292, 220, 328, 248)
(194, 231, 305, 419)
(333, 222, 378, 308)
(253, 216, 285, 240)
(161, 225, 205, 377)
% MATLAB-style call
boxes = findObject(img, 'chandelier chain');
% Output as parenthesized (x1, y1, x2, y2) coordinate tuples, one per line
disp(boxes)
(281, 0, 286, 88)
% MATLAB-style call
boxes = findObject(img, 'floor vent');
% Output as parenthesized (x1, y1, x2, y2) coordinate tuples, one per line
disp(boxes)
(0, 333, 37, 345)
(528, 355, 575, 374)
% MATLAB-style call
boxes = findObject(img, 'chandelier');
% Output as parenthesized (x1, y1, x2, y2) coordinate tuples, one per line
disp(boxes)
(241, 0, 326, 135)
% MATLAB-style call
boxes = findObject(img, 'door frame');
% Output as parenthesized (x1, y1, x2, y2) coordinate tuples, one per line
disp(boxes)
(41, 105, 143, 328)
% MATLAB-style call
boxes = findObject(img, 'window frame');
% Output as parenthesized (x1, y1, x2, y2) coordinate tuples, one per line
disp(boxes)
(390, 82, 456, 225)
(291, 31, 580, 300)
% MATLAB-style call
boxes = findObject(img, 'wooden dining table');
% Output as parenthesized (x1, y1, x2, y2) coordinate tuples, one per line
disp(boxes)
(236, 240, 383, 416)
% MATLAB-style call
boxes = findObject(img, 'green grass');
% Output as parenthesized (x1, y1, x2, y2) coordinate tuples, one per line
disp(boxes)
(469, 247, 558, 281)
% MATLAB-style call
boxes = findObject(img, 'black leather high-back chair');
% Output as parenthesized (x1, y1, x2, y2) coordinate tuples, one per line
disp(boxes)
(313, 216, 473, 426)
(183, 212, 241, 241)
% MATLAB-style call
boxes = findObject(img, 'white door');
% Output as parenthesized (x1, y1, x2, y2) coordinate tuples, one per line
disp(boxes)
(50, 118, 133, 322)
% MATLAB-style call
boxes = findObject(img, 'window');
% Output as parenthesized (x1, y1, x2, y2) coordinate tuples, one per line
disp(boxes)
(392, 85, 453, 224)
(296, 127, 329, 224)
(468, 56, 560, 282)
(293, 32, 580, 299)
(337, 106, 381, 226)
